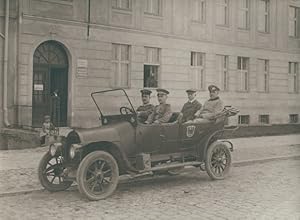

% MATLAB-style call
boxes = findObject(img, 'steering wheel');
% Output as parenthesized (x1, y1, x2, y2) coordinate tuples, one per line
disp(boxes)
(120, 106, 134, 115)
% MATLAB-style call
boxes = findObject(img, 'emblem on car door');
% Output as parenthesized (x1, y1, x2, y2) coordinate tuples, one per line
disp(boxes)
(186, 125, 196, 138)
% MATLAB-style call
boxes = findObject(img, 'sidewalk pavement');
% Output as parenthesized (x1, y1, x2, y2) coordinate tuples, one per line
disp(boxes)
(0, 134, 299, 195)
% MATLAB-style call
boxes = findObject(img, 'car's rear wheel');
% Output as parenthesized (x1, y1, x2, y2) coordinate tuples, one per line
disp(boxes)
(205, 142, 232, 180)
(38, 152, 73, 192)
(76, 151, 119, 200)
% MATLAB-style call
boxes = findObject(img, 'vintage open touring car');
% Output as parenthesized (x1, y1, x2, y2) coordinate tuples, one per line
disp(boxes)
(38, 89, 239, 200)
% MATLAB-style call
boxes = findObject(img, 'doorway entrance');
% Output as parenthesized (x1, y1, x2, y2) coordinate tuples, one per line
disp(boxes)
(32, 41, 68, 127)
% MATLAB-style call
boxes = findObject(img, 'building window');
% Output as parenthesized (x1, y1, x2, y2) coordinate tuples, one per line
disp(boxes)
(216, 0, 229, 26)
(289, 114, 299, 123)
(238, 0, 250, 29)
(237, 57, 249, 91)
(289, 6, 299, 37)
(112, 0, 131, 10)
(191, 52, 205, 90)
(257, 59, 269, 92)
(258, 0, 269, 33)
(192, 0, 206, 23)
(216, 55, 229, 91)
(238, 115, 250, 125)
(111, 44, 130, 88)
(144, 0, 161, 16)
(144, 47, 160, 88)
(288, 62, 298, 93)
(259, 115, 269, 124)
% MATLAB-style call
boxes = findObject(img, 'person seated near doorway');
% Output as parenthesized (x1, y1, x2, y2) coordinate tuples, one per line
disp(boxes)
(177, 89, 202, 123)
(136, 89, 155, 123)
(145, 89, 172, 124)
(40, 115, 55, 146)
(190, 85, 223, 124)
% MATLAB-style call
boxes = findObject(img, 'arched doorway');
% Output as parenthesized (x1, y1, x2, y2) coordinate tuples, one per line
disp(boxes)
(32, 41, 68, 127)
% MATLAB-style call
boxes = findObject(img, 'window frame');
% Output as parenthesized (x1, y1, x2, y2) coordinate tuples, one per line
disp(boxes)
(216, 54, 229, 91)
(238, 115, 250, 125)
(144, 47, 161, 88)
(191, 0, 206, 23)
(191, 51, 206, 90)
(237, 56, 250, 92)
(259, 114, 270, 124)
(257, 0, 270, 33)
(257, 59, 269, 93)
(216, 0, 229, 26)
(144, 0, 162, 16)
(289, 6, 299, 38)
(112, 0, 132, 10)
(288, 62, 299, 93)
(238, 0, 250, 30)
(289, 114, 299, 123)
(111, 43, 131, 88)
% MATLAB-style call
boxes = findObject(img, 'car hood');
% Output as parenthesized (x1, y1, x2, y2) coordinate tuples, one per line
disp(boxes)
(74, 121, 135, 146)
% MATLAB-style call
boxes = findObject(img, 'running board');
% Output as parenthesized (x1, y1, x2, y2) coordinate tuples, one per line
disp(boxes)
(139, 161, 202, 173)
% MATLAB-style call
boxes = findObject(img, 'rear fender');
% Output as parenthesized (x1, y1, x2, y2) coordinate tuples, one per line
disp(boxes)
(197, 129, 224, 161)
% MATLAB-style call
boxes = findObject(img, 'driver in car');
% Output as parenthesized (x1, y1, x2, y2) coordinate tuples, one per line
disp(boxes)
(191, 85, 223, 123)
(136, 89, 155, 123)
(145, 89, 172, 124)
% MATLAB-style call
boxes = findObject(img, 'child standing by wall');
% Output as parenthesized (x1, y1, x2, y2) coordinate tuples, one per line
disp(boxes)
(40, 115, 55, 145)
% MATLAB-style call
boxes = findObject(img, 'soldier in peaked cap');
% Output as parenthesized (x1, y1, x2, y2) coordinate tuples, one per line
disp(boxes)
(145, 89, 173, 124)
(177, 89, 202, 123)
(192, 85, 223, 123)
(136, 89, 155, 123)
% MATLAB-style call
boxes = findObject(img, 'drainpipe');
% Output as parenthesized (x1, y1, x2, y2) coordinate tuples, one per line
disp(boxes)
(3, 0, 10, 127)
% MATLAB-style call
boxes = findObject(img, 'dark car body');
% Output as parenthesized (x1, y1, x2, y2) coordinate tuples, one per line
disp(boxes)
(39, 89, 238, 200)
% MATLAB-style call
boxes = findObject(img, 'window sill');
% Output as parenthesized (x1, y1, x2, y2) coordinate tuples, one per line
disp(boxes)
(191, 20, 206, 25)
(257, 31, 270, 35)
(216, 24, 230, 30)
(144, 13, 163, 20)
(237, 28, 250, 32)
(112, 8, 133, 15)
(288, 36, 300, 40)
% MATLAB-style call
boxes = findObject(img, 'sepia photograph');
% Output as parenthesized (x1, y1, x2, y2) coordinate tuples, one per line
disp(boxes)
(0, 0, 299, 219)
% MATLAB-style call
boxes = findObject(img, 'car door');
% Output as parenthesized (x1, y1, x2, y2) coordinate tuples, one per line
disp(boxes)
(136, 123, 163, 154)
(159, 123, 180, 154)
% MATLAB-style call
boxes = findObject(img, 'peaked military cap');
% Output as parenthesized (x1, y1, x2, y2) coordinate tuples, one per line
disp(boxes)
(208, 85, 220, 92)
(156, 88, 169, 95)
(186, 89, 197, 93)
(140, 89, 152, 95)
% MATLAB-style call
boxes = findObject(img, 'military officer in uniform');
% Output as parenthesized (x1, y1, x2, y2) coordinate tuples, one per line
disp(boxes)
(145, 89, 172, 124)
(192, 85, 223, 123)
(177, 89, 202, 123)
(136, 89, 155, 123)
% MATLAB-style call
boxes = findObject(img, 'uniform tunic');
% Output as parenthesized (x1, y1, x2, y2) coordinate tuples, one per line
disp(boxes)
(180, 100, 202, 122)
(196, 97, 223, 120)
(146, 103, 172, 123)
(136, 103, 154, 123)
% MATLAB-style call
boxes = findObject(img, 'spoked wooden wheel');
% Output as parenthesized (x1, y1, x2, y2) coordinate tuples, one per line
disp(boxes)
(77, 151, 119, 201)
(205, 142, 232, 180)
(38, 152, 73, 191)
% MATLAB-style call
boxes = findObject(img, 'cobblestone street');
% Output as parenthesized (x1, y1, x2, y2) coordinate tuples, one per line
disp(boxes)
(0, 134, 299, 219)
(0, 159, 299, 220)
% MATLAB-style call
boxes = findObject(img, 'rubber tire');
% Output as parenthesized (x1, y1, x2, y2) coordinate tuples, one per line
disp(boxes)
(76, 151, 119, 201)
(38, 152, 73, 192)
(205, 142, 232, 180)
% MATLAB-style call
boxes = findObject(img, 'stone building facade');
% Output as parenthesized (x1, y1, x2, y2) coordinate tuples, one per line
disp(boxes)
(0, 0, 299, 128)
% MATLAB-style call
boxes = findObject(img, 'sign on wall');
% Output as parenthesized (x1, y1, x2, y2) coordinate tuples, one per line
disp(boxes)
(77, 59, 88, 77)
(34, 84, 44, 91)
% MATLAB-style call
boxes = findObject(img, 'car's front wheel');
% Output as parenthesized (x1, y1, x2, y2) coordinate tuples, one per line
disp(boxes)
(205, 142, 232, 180)
(38, 152, 73, 191)
(76, 151, 119, 200)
